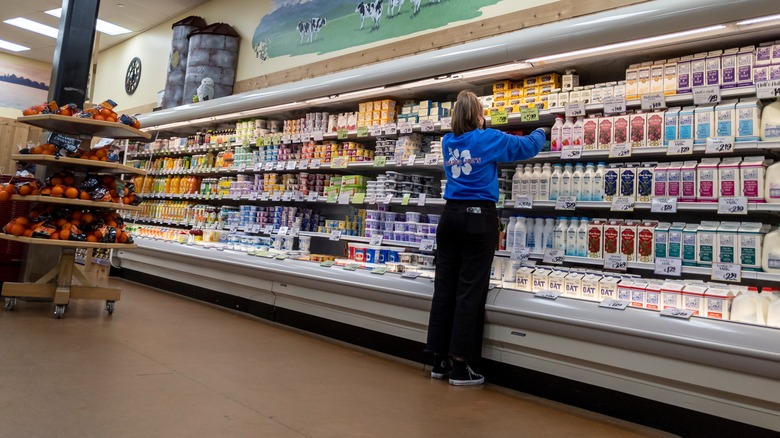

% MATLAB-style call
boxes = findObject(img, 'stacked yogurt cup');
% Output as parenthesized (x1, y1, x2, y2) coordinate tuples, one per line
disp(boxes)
(364, 209, 439, 243)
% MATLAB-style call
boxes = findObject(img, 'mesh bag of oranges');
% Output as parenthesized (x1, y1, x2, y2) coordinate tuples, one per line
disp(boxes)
(2, 205, 133, 243)
(21, 99, 141, 129)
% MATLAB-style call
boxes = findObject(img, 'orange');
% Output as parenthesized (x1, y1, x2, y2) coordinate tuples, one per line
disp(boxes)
(122, 196, 130, 205)
(63, 176, 75, 186)
(55, 218, 67, 228)
(71, 211, 83, 221)
(64, 187, 78, 199)
(4, 184, 16, 195)
(118, 232, 129, 243)
(97, 149, 108, 159)
(31, 189, 39, 195)
(49, 232, 59, 240)
(93, 115, 105, 121)
(51, 186, 64, 197)
(50, 177, 63, 186)
(107, 116, 117, 123)
(82, 213, 94, 224)
(60, 223, 71, 231)
(94, 229, 104, 239)
(32, 146, 43, 154)
(107, 221, 118, 228)
(71, 219, 81, 227)
(99, 108, 111, 117)
(88, 156, 99, 161)
(14, 217, 29, 226)
(22, 230, 33, 238)
(40, 187, 52, 196)
(79, 191, 91, 200)
(8, 224, 24, 236)
(86, 234, 98, 242)
(59, 229, 70, 240)
(17, 185, 32, 196)
(0, 191, 9, 202)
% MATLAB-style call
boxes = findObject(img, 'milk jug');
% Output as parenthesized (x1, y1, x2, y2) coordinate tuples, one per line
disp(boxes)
(561, 164, 574, 197)
(513, 216, 527, 252)
(577, 217, 589, 257)
(760, 99, 780, 141)
(506, 217, 517, 252)
(551, 116, 565, 151)
(511, 165, 523, 201)
(762, 226, 780, 273)
(573, 163, 585, 201)
(539, 163, 552, 200)
(543, 218, 555, 250)
(730, 289, 767, 325)
(566, 218, 580, 256)
(582, 163, 595, 202)
(593, 162, 606, 201)
(554, 217, 568, 251)
(765, 161, 780, 203)
(550, 164, 563, 200)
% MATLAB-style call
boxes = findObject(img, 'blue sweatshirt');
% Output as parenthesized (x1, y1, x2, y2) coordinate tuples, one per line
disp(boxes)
(442, 127, 546, 202)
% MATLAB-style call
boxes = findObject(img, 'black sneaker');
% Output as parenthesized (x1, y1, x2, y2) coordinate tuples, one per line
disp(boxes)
(431, 356, 451, 379)
(448, 360, 484, 386)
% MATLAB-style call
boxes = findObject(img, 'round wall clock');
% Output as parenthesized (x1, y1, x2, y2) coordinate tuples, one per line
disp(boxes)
(125, 57, 142, 95)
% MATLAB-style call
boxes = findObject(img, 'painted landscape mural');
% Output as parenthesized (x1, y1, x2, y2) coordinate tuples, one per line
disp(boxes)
(0, 59, 49, 111)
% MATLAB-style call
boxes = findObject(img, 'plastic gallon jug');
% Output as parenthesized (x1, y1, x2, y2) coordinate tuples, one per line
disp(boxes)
(760, 99, 780, 141)
(730, 289, 767, 325)
(762, 226, 780, 273)
(765, 161, 780, 203)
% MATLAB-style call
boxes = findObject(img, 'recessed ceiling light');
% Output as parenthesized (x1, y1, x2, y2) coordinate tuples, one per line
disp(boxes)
(3, 17, 59, 38)
(45, 9, 131, 36)
(117, 4, 125, 7)
(0, 39, 30, 52)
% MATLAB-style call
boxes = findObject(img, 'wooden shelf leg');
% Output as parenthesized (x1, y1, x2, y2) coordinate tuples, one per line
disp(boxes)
(54, 249, 75, 305)
(72, 264, 95, 288)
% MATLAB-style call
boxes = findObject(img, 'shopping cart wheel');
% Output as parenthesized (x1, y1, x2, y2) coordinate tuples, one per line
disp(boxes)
(54, 305, 65, 319)
(106, 301, 115, 316)
(4, 297, 16, 310)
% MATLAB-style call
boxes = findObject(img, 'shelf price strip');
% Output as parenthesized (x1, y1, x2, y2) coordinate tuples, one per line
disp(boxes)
(693, 85, 721, 105)
(705, 137, 735, 154)
(712, 263, 742, 283)
(543, 249, 564, 265)
(604, 254, 628, 272)
(490, 110, 509, 126)
(565, 102, 585, 118)
(660, 308, 694, 320)
(667, 139, 694, 156)
(755, 80, 780, 99)
(602, 96, 627, 115)
(651, 197, 678, 213)
(654, 257, 682, 277)
(718, 197, 748, 215)
(641, 93, 666, 111)
(555, 196, 577, 211)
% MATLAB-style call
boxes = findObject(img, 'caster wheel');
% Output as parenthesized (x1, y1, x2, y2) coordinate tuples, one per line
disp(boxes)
(4, 297, 16, 310)
(53, 305, 65, 319)
(106, 301, 115, 316)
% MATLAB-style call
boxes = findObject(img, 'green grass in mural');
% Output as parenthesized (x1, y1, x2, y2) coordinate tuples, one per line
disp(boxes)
(253, 0, 503, 59)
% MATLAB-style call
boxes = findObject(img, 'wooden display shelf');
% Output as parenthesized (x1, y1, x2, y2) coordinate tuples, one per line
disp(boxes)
(0, 233, 137, 249)
(11, 154, 147, 175)
(10, 195, 142, 211)
(17, 114, 151, 141)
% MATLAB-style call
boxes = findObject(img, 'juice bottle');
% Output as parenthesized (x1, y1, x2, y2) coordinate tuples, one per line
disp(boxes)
(551, 116, 564, 151)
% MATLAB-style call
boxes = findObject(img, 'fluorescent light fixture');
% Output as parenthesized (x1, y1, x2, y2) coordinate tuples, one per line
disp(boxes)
(4, 18, 59, 38)
(457, 62, 531, 79)
(0, 39, 30, 52)
(526, 25, 726, 63)
(305, 96, 332, 104)
(46, 9, 131, 35)
(736, 14, 780, 26)
(338, 87, 386, 99)
(568, 10, 656, 27)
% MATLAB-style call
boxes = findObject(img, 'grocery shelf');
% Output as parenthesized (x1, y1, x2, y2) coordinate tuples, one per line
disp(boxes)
(12, 154, 147, 175)
(140, 192, 445, 206)
(504, 199, 780, 213)
(10, 195, 143, 211)
(0, 233, 136, 249)
(143, 158, 442, 176)
(18, 114, 152, 141)
(296, 231, 427, 249)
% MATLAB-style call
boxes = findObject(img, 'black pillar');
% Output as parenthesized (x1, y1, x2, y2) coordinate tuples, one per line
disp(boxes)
(48, 0, 100, 108)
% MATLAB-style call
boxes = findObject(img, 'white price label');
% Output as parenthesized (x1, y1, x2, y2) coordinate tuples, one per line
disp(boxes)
(543, 248, 564, 265)
(609, 143, 632, 158)
(561, 145, 583, 160)
(277, 226, 289, 236)
(705, 137, 735, 154)
(282, 135, 291, 144)
(251, 224, 261, 233)
(292, 133, 301, 143)
(424, 154, 439, 166)
(338, 193, 351, 205)
(421, 119, 435, 132)
(565, 102, 585, 117)
(329, 230, 342, 241)
(369, 125, 382, 137)
(718, 196, 748, 215)
(238, 163, 247, 172)
(693, 86, 721, 105)
(417, 193, 427, 206)
(406, 154, 417, 166)
(263, 225, 273, 234)
(496, 193, 506, 209)
(294, 192, 305, 202)
(602, 96, 627, 115)
(249, 193, 259, 201)
(599, 299, 630, 310)
(385, 123, 397, 135)
(651, 197, 678, 213)
(312, 131, 324, 141)
(514, 195, 533, 209)
(275, 162, 286, 171)
(604, 254, 628, 271)
(511, 247, 529, 262)
(382, 194, 394, 204)
(654, 257, 682, 277)
(264, 162, 275, 171)
(555, 196, 577, 211)
(401, 271, 421, 279)
(534, 290, 561, 300)
(331, 157, 349, 169)
(712, 263, 742, 283)
(309, 159, 321, 169)
(611, 196, 635, 212)
(440, 117, 452, 131)
(254, 163, 264, 171)
(307, 192, 319, 202)
(419, 239, 436, 252)
(260, 192, 270, 201)
(369, 235, 384, 246)
(229, 225, 238, 233)
(667, 139, 694, 155)
(282, 192, 293, 202)
(271, 193, 282, 202)
(755, 80, 780, 99)
(660, 308, 694, 319)
(399, 122, 413, 134)
(286, 160, 297, 170)
(641, 93, 666, 111)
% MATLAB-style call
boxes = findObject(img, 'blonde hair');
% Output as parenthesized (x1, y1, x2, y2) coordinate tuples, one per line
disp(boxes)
(451, 90, 483, 136)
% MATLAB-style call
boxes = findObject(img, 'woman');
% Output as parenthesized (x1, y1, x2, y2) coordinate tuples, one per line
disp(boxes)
(426, 90, 548, 386)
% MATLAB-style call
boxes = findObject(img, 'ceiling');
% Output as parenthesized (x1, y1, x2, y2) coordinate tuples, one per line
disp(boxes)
(0, 0, 209, 63)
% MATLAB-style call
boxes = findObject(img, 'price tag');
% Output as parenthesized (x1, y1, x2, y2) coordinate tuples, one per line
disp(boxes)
(275, 161, 285, 171)
(401, 194, 411, 206)
(250, 224, 261, 233)
(312, 131, 324, 141)
(660, 308, 694, 319)
(712, 263, 742, 283)
(693, 85, 721, 105)
(417, 193, 427, 206)
(401, 271, 421, 279)
(565, 102, 585, 118)
(320, 260, 335, 267)
(599, 299, 630, 310)
(238, 163, 247, 172)
(369, 235, 384, 246)
(277, 226, 289, 236)
(651, 197, 678, 213)
(366, 194, 377, 204)
(382, 194, 394, 204)
(602, 96, 627, 115)
(329, 230, 342, 241)
(369, 125, 382, 137)
(543, 248, 564, 265)
(230, 225, 240, 234)
(374, 156, 387, 167)
(555, 196, 577, 211)
(309, 159, 321, 169)
(419, 239, 435, 252)
(640, 92, 666, 111)
(604, 254, 628, 271)
(511, 247, 529, 262)
(705, 137, 735, 154)
(398, 122, 413, 134)
(440, 117, 452, 131)
(260, 192, 270, 201)
(654, 257, 682, 277)
(298, 160, 309, 170)
(352, 193, 366, 204)
(263, 225, 274, 234)
(496, 193, 506, 209)
(274, 254, 289, 261)
(294, 192, 305, 202)
(271, 193, 282, 202)
(337, 129, 349, 139)
(609, 143, 632, 158)
(357, 126, 369, 137)
(718, 196, 748, 215)
(385, 123, 397, 135)
(331, 157, 348, 169)
(293, 133, 302, 143)
(424, 154, 439, 166)
(307, 192, 319, 202)
(343, 263, 360, 271)
(394, 155, 403, 166)
(514, 195, 533, 209)
(282, 192, 293, 202)
(667, 139, 694, 155)
(254, 163, 264, 171)
(421, 119, 435, 132)
(755, 80, 780, 99)
(490, 110, 509, 125)
(282, 135, 291, 144)
(327, 193, 338, 203)
(286, 161, 297, 170)
(535, 290, 561, 300)
(339, 193, 351, 204)
(370, 267, 388, 275)
(520, 107, 539, 122)
(611, 196, 635, 212)
(406, 154, 417, 166)
(561, 145, 583, 160)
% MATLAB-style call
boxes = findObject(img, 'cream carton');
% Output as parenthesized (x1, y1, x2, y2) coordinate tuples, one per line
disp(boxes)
(694, 105, 715, 144)
(680, 160, 698, 202)
(581, 87, 593, 104)
(737, 46, 755, 87)
(754, 63, 769, 84)
(612, 113, 630, 146)
(678, 106, 695, 140)
(696, 221, 720, 266)
(718, 157, 742, 198)
(583, 115, 599, 150)
(741, 157, 769, 202)
(661, 281, 685, 310)
(704, 284, 735, 319)
(706, 50, 723, 87)
(532, 268, 551, 292)
(664, 107, 681, 144)
(715, 100, 737, 138)
(651, 61, 665, 94)
(645, 281, 662, 310)
(682, 284, 708, 315)
(637, 164, 654, 202)
(756, 42, 772, 66)
(515, 266, 535, 291)
(598, 276, 620, 301)
(547, 271, 567, 295)
(626, 64, 639, 99)
(682, 224, 699, 266)
(547, 91, 559, 109)
(629, 281, 648, 308)
(581, 274, 601, 301)
(587, 219, 607, 259)
(647, 111, 664, 148)
(721, 48, 739, 89)
(666, 161, 683, 198)
(557, 91, 569, 106)
(654, 222, 671, 259)
(598, 116, 613, 150)
(617, 280, 633, 303)
(716, 221, 741, 264)
(619, 165, 637, 200)
(691, 53, 708, 88)
(620, 219, 639, 262)
(638, 62, 652, 95)
(770, 64, 780, 81)
(604, 164, 620, 201)
(697, 158, 720, 202)
(637, 221, 657, 263)
(603, 219, 623, 258)
(772, 41, 780, 65)
(668, 222, 686, 259)
(664, 59, 678, 95)
(653, 162, 669, 196)
(739, 222, 767, 271)
(564, 272, 584, 298)
(569, 88, 581, 103)
(677, 55, 693, 94)
(735, 98, 762, 141)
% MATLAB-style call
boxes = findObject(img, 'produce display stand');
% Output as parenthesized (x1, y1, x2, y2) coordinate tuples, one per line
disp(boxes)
(2, 117, 148, 318)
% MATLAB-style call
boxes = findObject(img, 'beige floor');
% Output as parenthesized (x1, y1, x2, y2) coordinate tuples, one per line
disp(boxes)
(0, 278, 677, 438)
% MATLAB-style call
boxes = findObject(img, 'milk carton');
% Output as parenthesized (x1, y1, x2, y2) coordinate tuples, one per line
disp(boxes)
(680, 160, 698, 202)
(598, 116, 613, 150)
(682, 284, 708, 315)
(583, 115, 599, 150)
(599, 276, 620, 301)
(678, 106, 695, 141)
(629, 112, 647, 148)
(741, 157, 769, 202)
(754, 63, 769, 85)
(629, 281, 648, 308)
(756, 42, 772, 66)
(637, 164, 654, 202)
(697, 158, 720, 203)
(716, 221, 741, 264)
(655, 222, 671, 259)
(715, 100, 737, 138)
(677, 55, 693, 94)
(664, 59, 678, 95)
(603, 219, 623, 257)
(691, 53, 708, 88)
(581, 274, 601, 301)
(737, 46, 755, 87)
(612, 113, 630, 146)
(637, 220, 657, 263)
(772, 41, 780, 65)
(647, 111, 664, 148)
(668, 222, 686, 259)
(721, 48, 739, 89)
(547, 271, 566, 295)
(651, 61, 665, 94)
(604, 164, 620, 201)
(645, 281, 662, 310)
(696, 221, 720, 266)
(532, 268, 551, 292)
(666, 162, 682, 198)
(625, 65, 639, 99)
(704, 284, 735, 319)
(683, 224, 699, 266)
(661, 281, 685, 309)
(637, 62, 652, 95)
(558, 91, 569, 107)
(705, 51, 722, 87)
(564, 272, 584, 298)
(735, 98, 762, 141)
(739, 222, 767, 271)
(718, 157, 742, 198)
(664, 107, 681, 144)
(587, 219, 607, 259)
(694, 105, 715, 144)
(653, 162, 669, 196)
(619, 165, 637, 200)
(617, 279, 633, 302)
(515, 266, 535, 291)
(620, 220, 639, 262)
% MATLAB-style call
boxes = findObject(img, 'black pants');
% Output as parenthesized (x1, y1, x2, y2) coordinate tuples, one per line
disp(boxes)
(426, 200, 499, 363)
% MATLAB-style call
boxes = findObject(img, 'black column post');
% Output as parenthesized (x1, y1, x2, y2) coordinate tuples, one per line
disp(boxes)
(48, 0, 100, 108)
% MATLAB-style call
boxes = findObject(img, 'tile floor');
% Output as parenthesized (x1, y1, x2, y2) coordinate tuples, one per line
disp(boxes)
(0, 278, 676, 438)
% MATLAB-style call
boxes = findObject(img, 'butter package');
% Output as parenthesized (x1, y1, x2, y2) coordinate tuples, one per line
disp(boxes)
(704, 285, 735, 319)
(664, 59, 678, 95)
(696, 221, 720, 266)
(717, 221, 741, 264)
(706, 50, 722, 87)
(668, 222, 686, 259)
(664, 107, 681, 145)
(581, 274, 601, 301)
(737, 46, 755, 87)
(620, 220, 639, 262)
(629, 281, 648, 308)
(547, 271, 567, 295)
(736, 98, 763, 141)
(654, 222, 671, 259)
(645, 281, 662, 310)
(653, 162, 669, 196)
(564, 272, 584, 298)
(682, 224, 699, 266)
(678, 106, 695, 140)
(697, 158, 720, 202)
(638, 164, 654, 202)
(538, 72, 562, 86)
(661, 281, 685, 310)
(599, 276, 620, 301)
(682, 284, 708, 315)
(739, 222, 768, 271)
(721, 48, 739, 88)
(532, 268, 551, 292)
(718, 157, 742, 197)
(691, 52, 708, 88)
(637, 221, 657, 263)
(515, 266, 535, 291)
(680, 160, 698, 202)
(694, 105, 715, 144)
(651, 61, 665, 94)
(677, 55, 693, 94)
(715, 100, 737, 137)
